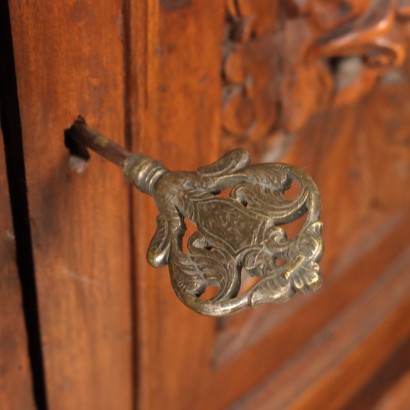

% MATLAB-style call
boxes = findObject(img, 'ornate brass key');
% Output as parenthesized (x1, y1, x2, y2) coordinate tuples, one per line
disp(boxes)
(65, 119, 324, 316)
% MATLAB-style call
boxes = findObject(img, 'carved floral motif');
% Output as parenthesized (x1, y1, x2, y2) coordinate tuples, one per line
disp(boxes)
(222, 0, 410, 153)
(222, 0, 280, 155)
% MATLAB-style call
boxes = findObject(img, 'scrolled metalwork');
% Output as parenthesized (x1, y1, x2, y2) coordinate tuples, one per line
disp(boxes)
(66, 120, 324, 317)
(124, 148, 323, 317)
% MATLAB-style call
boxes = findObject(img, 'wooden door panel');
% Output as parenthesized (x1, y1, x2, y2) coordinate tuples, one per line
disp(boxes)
(128, 2, 410, 408)
(0, 131, 35, 410)
(127, 2, 226, 408)
(9, 2, 134, 408)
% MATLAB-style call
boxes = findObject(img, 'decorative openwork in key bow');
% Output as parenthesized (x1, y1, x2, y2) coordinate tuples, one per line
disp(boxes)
(66, 120, 324, 316)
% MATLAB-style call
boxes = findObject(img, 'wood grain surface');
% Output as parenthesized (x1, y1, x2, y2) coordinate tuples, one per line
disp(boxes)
(126, 2, 225, 408)
(8, 2, 134, 408)
(0, 132, 35, 410)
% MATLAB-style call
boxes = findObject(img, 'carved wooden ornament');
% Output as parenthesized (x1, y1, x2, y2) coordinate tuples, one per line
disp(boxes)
(222, 0, 410, 152)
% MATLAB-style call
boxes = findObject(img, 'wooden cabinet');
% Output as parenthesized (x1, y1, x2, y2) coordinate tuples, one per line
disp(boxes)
(1, 1, 409, 409)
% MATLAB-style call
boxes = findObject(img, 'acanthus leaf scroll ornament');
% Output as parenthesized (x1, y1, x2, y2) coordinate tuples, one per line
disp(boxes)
(222, 0, 410, 154)
(222, 0, 280, 156)
(124, 147, 323, 317)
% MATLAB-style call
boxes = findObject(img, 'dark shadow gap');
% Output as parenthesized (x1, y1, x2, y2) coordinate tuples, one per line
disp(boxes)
(121, 1, 138, 409)
(0, 2, 48, 409)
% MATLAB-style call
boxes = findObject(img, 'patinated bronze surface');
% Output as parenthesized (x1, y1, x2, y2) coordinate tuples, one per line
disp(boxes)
(67, 120, 324, 316)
